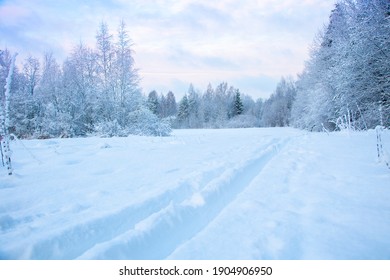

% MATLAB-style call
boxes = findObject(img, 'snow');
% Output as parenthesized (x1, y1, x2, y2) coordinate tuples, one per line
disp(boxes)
(0, 128, 389, 260)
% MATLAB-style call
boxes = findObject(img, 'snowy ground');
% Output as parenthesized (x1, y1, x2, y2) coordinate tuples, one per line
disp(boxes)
(0, 128, 389, 260)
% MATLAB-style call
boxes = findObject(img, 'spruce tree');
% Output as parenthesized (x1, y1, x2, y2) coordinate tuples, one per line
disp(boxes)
(147, 90, 159, 115)
(177, 95, 190, 127)
(166, 91, 177, 117)
(234, 89, 244, 116)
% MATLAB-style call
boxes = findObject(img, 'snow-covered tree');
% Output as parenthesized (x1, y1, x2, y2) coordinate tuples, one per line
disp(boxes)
(15, 55, 43, 136)
(233, 89, 244, 116)
(61, 43, 99, 136)
(23, 56, 40, 96)
(158, 93, 167, 118)
(165, 91, 177, 117)
(171, 81, 259, 128)
(36, 52, 65, 137)
(187, 84, 202, 128)
(2, 21, 167, 138)
(94, 21, 143, 135)
(0, 52, 17, 175)
(112, 20, 142, 124)
(96, 22, 114, 90)
(147, 90, 159, 115)
(262, 77, 296, 127)
(291, 0, 389, 130)
(213, 82, 229, 126)
(177, 94, 190, 128)
(348, 0, 390, 127)
(201, 83, 214, 125)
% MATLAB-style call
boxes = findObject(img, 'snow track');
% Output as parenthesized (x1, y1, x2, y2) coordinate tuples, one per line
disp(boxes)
(2, 128, 389, 259)
(77, 139, 287, 259)
(21, 185, 193, 259)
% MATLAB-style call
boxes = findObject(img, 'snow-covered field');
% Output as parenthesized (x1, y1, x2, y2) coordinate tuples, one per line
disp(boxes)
(0, 128, 389, 260)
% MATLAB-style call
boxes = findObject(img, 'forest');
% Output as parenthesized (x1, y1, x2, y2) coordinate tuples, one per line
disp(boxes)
(0, 0, 389, 139)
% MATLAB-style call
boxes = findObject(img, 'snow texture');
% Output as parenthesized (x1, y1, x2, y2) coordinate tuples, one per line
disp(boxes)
(0, 128, 389, 259)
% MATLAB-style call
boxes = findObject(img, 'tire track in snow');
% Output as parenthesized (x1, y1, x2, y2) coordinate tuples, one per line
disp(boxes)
(78, 138, 289, 259)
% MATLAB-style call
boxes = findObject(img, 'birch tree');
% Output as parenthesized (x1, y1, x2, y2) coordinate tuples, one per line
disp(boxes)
(1, 52, 17, 175)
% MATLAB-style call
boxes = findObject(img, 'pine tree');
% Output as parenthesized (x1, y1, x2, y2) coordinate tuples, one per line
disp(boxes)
(166, 91, 177, 117)
(233, 89, 243, 116)
(177, 95, 189, 127)
(158, 93, 167, 118)
(147, 90, 159, 115)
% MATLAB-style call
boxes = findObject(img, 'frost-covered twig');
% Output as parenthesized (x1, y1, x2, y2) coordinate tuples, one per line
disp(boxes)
(321, 123, 330, 135)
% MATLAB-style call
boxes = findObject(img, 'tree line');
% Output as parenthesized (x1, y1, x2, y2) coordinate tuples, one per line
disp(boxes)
(291, 0, 389, 131)
(1, 0, 388, 139)
(162, 0, 389, 132)
(0, 21, 294, 138)
(147, 78, 296, 130)
(1, 21, 171, 138)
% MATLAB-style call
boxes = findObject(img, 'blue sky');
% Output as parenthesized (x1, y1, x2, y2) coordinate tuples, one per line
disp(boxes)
(0, 0, 335, 99)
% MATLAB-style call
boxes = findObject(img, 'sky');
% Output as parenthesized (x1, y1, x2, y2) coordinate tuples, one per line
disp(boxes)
(0, 0, 336, 99)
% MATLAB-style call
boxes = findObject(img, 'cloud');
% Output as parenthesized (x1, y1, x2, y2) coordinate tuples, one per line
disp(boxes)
(0, 0, 335, 99)
(233, 75, 280, 99)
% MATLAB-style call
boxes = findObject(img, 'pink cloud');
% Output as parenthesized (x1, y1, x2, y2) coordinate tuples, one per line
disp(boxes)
(0, 4, 30, 25)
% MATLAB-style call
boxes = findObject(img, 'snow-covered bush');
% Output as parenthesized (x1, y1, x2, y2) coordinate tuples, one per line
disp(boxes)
(95, 119, 125, 137)
(38, 103, 75, 138)
(92, 107, 172, 138)
(128, 106, 172, 136)
(226, 114, 258, 128)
